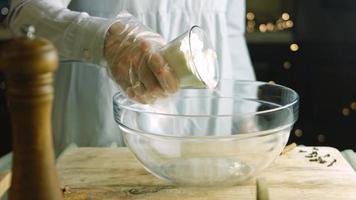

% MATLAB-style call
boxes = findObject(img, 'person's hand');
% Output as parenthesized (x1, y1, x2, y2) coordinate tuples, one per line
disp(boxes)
(104, 14, 179, 104)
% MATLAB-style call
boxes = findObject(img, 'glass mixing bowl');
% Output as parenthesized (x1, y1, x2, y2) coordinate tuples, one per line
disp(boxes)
(113, 80, 299, 187)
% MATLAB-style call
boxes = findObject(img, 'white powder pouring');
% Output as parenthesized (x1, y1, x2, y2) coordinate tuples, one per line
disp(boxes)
(161, 26, 218, 89)
(148, 26, 219, 125)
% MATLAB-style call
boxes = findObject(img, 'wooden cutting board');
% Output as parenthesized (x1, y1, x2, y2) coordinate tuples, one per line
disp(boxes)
(55, 146, 356, 200)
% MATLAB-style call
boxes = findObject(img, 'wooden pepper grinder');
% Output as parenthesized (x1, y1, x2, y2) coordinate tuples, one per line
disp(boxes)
(0, 26, 63, 200)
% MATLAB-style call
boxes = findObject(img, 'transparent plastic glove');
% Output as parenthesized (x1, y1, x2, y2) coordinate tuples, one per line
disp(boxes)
(104, 13, 179, 104)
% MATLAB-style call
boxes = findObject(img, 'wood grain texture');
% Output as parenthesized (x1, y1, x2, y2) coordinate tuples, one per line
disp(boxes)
(56, 146, 356, 200)
(0, 37, 63, 200)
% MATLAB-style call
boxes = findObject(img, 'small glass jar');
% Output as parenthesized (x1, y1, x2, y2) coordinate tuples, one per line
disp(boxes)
(161, 26, 219, 89)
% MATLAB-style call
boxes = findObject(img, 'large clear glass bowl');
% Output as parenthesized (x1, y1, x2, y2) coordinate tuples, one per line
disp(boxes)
(113, 80, 299, 187)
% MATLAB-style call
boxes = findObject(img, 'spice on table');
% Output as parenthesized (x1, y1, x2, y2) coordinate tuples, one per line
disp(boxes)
(299, 147, 337, 167)
(327, 159, 337, 167)
(323, 154, 331, 158)
(299, 147, 336, 167)
(305, 151, 318, 158)
(317, 156, 327, 164)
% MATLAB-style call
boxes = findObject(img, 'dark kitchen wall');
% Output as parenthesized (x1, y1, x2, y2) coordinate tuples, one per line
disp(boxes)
(246, 0, 356, 151)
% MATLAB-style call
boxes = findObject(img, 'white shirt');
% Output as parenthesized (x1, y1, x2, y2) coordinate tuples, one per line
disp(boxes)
(7, 0, 116, 65)
(6, 0, 255, 79)
(6, 0, 256, 153)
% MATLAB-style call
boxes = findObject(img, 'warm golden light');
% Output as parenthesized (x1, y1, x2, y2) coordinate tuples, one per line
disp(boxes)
(342, 108, 351, 116)
(259, 24, 267, 32)
(246, 12, 255, 20)
(290, 43, 299, 52)
(295, 129, 303, 137)
(266, 23, 274, 31)
(282, 12, 290, 21)
(317, 134, 326, 143)
(350, 102, 356, 110)
(283, 61, 291, 70)
(286, 20, 294, 28)
(248, 21, 256, 26)
(247, 21, 255, 32)
(268, 81, 276, 84)
(247, 27, 254, 33)
(276, 24, 283, 30)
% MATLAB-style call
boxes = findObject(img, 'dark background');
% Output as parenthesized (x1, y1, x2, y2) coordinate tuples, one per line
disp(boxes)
(247, 0, 356, 150)
(1, 0, 356, 157)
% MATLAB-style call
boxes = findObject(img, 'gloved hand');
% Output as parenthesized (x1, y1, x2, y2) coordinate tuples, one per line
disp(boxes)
(104, 13, 179, 104)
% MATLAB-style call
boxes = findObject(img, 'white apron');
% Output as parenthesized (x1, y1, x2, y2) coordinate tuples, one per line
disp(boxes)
(52, 0, 255, 153)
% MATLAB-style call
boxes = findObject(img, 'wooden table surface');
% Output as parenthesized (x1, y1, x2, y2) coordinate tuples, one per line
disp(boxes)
(0, 171, 10, 198)
(56, 146, 356, 200)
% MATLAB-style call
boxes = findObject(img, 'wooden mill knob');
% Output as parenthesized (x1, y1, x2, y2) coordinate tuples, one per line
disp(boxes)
(0, 29, 63, 200)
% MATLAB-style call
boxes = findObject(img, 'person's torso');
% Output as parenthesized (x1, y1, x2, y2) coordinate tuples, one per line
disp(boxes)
(52, 0, 254, 151)
(68, 0, 234, 79)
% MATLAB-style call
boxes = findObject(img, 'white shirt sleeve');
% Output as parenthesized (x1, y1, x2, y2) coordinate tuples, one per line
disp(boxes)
(6, 0, 117, 65)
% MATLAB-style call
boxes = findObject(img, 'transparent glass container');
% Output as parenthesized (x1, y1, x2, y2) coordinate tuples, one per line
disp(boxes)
(113, 80, 299, 187)
(161, 25, 219, 89)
